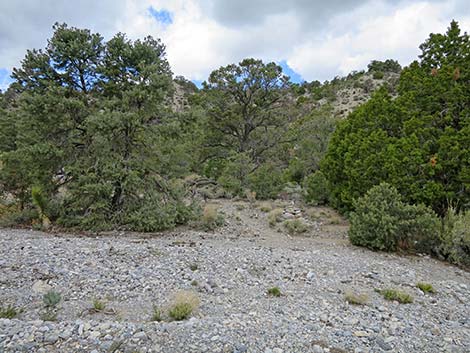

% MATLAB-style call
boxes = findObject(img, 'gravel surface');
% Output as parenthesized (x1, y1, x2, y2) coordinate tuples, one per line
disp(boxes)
(0, 200, 469, 352)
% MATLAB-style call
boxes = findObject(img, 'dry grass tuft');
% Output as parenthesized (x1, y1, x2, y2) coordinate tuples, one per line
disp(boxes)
(168, 290, 200, 321)
(344, 291, 369, 305)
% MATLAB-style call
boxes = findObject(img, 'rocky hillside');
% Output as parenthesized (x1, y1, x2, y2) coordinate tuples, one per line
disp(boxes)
(297, 71, 400, 119)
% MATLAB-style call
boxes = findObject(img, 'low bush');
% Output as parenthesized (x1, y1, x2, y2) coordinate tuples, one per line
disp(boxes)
(92, 299, 106, 311)
(372, 71, 384, 79)
(439, 208, 470, 268)
(349, 183, 439, 252)
(267, 287, 281, 297)
(0, 208, 38, 228)
(283, 218, 309, 235)
(199, 204, 224, 231)
(376, 288, 413, 304)
(416, 282, 436, 294)
(152, 306, 162, 322)
(0, 305, 22, 319)
(168, 291, 200, 321)
(257, 201, 273, 213)
(43, 290, 61, 308)
(267, 208, 283, 227)
(344, 291, 368, 305)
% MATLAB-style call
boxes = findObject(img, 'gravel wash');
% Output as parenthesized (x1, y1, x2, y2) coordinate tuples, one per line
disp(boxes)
(0, 216, 469, 352)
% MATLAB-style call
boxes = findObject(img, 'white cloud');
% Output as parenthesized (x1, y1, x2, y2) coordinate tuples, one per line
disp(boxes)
(288, 1, 470, 80)
(0, 0, 469, 85)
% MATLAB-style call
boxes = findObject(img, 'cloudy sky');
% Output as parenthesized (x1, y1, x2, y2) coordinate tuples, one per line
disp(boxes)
(1, 0, 469, 90)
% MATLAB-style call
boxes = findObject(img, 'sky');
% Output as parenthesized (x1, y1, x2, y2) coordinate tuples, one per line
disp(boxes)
(1, 0, 470, 91)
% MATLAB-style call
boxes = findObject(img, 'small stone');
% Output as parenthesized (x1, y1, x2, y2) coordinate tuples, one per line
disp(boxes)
(376, 336, 393, 351)
(354, 331, 370, 337)
(234, 344, 248, 353)
(32, 280, 52, 294)
(90, 331, 101, 339)
(273, 348, 283, 353)
(306, 271, 316, 282)
(44, 334, 58, 344)
(312, 345, 323, 353)
(59, 330, 72, 339)
(320, 314, 328, 323)
(133, 331, 147, 340)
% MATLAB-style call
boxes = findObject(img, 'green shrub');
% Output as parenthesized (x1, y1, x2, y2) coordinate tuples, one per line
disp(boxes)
(0, 208, 38, 227)
(376, 288, 413, 304)
(92, 299, 106, 311)
(439, 208, 470, 267)
(372, 71, 384, 79)
(267, 287, 281, 297)
(349, 183, 440, 252)
(43, 290, 61, 308)
(152, 306, 162, 322)
(416, 282, 436, 294)
(0, 305, 22, 319)
(283, 219, 309, 235)
(303, 171, 330, 205)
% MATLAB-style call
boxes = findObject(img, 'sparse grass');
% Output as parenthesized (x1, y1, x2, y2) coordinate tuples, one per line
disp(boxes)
(283, 218, 309, 235)
(417, 282, 436, 294)
(189, 263, 198, 271)
(329, 216, 342, 225)
(267, 287, 281, 297)
(268, 208, 283, 227)
(0, 305, 22, 319)
(152, 306, 162, 322)
(168, 290, 200, 321)
(257, 201, 273, 213)
(40, 309, 57, 322)
(191, 280, 198, 286)
(199, 204, 224, 231)
(43, 290, 61, 308)
(344, 291, 369, 305)
(376, 288, 413, 304)
(92, 299, 106, 311)
(245, 190, 257, 203)
(234, 203, 246, 211)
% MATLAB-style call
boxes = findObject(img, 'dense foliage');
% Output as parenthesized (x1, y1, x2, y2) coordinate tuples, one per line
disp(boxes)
(323, 21, 470, 215)
(349, 183, 440, 252)
(0, 23, 195, 231)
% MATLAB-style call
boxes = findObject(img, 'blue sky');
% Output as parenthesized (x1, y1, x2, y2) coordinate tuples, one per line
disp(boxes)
(148, 7, 173, 26)
(279, 61, 303, 84)
(1, 0, 469, 91)
(0, 68, 13, 91)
